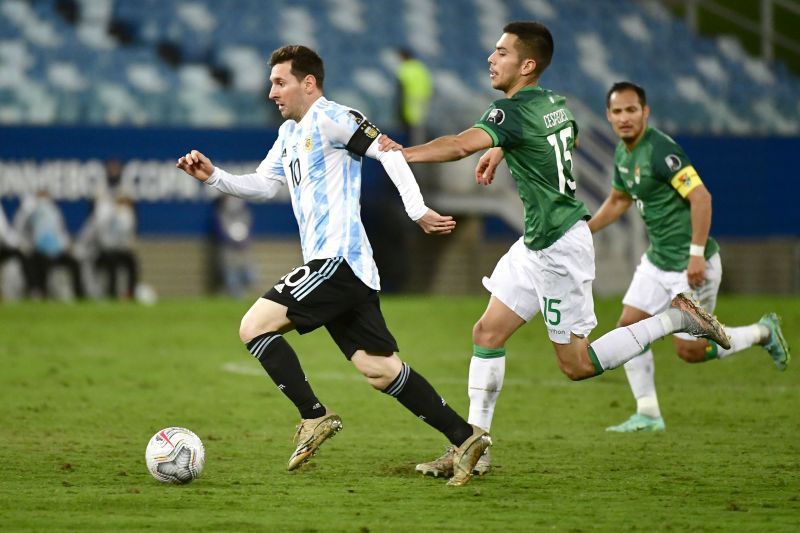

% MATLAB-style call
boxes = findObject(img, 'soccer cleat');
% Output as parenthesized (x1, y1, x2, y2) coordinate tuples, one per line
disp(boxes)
(606, 413, 666, 433)
(287, 410, 342, 471)
(416, 446, 492, 478)
(671, 292, 731, 350)
(473, 449, 491, 475)
(759, 313, 790, 371)
(415, 446, 455, 478)
(447, 425, 492, 486)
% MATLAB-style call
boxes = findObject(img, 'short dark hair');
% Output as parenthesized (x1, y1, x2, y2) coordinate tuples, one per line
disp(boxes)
(502, 21, 554, 78)
(606, 81, 647, 108)
(269, 45, 325, 89)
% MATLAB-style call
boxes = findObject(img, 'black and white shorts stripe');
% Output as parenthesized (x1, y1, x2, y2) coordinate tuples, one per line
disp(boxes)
(289, 257, 344, 301)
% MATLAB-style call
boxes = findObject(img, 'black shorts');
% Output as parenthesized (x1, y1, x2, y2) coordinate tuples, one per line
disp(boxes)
(263, 257, 399, 359)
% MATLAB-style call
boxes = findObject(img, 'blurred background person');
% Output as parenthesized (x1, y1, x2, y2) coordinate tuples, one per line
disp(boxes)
(0, 201, 32, 299)
(14, 189, 86, 300)
(212, 195, 257, 298)
(79, 160, 140, 299)
(395, 48, 433, 147)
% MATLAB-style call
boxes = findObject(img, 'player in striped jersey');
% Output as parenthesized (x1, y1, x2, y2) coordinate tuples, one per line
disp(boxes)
(176, 45, 489, 486)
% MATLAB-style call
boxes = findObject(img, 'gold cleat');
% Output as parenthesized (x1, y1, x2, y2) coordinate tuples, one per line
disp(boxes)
(287, 410, 342, 471)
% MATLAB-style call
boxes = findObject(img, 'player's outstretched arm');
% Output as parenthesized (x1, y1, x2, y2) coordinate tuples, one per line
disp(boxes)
(378, 129, 493, 163)
(415, 208, 456, 235)
(176, 149, 215, 182)
(588, 188, 633, 234)
(475, 147, 504, 186)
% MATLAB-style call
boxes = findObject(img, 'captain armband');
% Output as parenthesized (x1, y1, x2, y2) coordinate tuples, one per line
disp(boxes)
(345, 110, 381, 156)
(669, 165, 702, 198)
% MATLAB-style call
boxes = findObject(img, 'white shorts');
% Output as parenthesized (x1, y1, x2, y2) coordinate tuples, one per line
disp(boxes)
(482, 220, 597, 344)
(622, 252, 722, 340)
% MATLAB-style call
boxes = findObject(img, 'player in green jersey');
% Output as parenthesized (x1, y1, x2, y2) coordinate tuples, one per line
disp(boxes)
(588, 81, 790, 433)
(379, 21, 731, 481)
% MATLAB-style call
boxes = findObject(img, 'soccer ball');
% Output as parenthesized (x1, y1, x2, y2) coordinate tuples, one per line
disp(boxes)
(145, 427, 205, 484)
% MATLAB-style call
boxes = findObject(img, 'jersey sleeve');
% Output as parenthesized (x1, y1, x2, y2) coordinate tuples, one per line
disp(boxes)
(473, 100, 521, 148)
(255, 130, 287, 180)
(319, 107, 381, 157)
(611, 165, 627, 192)
(205, 133, 287, 201)
(652, 139, 704, 198)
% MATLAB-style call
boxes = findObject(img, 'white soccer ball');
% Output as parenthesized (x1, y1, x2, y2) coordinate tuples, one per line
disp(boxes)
(145, 427, 205, 484)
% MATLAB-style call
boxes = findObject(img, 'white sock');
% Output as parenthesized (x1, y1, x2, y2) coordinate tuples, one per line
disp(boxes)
(467, 355, 505, 432)
(714, 324, 769, 359)
(623, 348, 661, 419)
(590, 313, 677, 371)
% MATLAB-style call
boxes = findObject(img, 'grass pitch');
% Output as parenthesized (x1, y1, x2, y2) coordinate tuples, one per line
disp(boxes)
(0, 295, 798, 531)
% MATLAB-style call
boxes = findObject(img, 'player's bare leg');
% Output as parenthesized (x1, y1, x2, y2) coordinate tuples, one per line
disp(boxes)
(352, 351, 490, 486)
(560, 293, 730, 381)
(606, 305, 665, 433)
(416, 296, 522, 478)
(240, 297, 338, 470)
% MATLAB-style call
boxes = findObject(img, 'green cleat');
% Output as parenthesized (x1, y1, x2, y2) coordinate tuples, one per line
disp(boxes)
(759, 313, 790, 371)
(606, 413, 665, 433)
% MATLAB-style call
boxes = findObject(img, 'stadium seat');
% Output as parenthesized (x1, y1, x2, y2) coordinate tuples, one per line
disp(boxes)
(0, 0, 795, 132)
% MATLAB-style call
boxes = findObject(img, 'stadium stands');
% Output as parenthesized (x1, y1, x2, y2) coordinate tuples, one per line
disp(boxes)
(0, 0, 798, 134)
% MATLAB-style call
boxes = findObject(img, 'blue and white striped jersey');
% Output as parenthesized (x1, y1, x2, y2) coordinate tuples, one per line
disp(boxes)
(207, 96, 428, 291)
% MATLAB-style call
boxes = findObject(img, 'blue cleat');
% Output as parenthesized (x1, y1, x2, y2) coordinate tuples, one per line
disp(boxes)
(606, 413, 665, 433)
(759, 313, 790, 371)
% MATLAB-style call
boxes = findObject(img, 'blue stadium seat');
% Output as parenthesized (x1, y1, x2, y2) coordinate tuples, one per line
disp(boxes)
(0, 0, 795, 132)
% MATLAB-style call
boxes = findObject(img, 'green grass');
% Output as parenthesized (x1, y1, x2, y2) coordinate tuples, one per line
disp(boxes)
(0, 295, 798, 531)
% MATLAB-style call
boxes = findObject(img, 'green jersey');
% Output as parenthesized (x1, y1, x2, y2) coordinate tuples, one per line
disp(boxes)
(474, 86, 591, 250)
(612, 127, 718, 271)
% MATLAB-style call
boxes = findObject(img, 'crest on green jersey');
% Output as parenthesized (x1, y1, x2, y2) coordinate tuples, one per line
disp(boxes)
(487, 108, 505, 125)
(665, 154, 682, 172)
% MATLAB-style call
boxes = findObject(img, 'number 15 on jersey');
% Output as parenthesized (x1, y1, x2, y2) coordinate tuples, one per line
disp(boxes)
(546, 126, 576, 194)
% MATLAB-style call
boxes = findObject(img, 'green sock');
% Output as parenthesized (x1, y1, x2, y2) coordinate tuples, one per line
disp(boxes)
(473, 344, 506, 358)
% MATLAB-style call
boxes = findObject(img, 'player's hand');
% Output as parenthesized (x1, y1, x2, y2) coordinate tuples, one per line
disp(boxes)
(176, 150, 215, 182)
(378, 134, 404, 152)
(475, 147, 504, 186)
(686, 255, 706, 289)
(415, 208, 456, 235)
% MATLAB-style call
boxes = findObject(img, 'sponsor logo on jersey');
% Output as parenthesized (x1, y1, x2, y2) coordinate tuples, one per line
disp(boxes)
(634, 165, 641, 184)
(665, 154, 682, 172)
(617, 166, 629, 174)
(486, 108, 505, 125)
(304, 135, 313, 152)
(281, 148, 287, 158)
